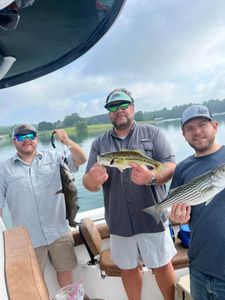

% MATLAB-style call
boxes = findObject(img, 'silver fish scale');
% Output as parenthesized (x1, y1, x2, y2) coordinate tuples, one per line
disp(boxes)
(144, 164, 225, 222)
(157, 170, 217, 210)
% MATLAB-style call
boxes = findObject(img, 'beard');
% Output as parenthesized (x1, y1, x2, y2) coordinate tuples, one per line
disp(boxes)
(111, 116, 133, 131)
(188, 135, 215, 153)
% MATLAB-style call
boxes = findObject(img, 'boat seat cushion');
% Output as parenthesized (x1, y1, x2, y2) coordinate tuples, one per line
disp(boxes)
(100, 249, 121, 276)
(79, 218, 189, 278)
(79, 218, 122, 276)
(4, 226, 49, 300)
(79, 218, 102, 256)
(172, 239, 189, 269)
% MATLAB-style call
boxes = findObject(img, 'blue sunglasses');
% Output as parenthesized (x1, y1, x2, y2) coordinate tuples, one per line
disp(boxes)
(14, 133, 36, 141)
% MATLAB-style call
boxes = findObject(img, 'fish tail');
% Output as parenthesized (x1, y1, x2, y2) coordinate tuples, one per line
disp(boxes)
(143, 205, 162, 224)
(56, 189, 63, 194)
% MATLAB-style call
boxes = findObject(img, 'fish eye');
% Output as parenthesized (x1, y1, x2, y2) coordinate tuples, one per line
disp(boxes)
(110, 159, 114, 165)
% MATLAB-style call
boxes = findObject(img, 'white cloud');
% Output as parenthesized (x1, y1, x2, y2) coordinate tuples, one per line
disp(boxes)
(1, 0, 225, 125)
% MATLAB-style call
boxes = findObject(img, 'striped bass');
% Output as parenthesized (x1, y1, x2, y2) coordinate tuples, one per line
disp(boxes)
(144, 163, 225, 223)
(97, 150, 164, 172)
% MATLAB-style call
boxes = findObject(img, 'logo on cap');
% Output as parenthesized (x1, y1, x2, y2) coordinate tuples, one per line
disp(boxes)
(197, 107, 208, 115)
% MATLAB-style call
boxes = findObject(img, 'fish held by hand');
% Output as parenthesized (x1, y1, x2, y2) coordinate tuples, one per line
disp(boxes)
(144, 163, 225, 223)
(56, 162, 79, 227)
(97, 150, 164, 172)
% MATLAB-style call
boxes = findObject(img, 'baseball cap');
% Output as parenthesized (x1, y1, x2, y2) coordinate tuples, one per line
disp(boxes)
(181, 104, 214, 126)
(12, 124, 37, 137)
(105, 89, 134, 109)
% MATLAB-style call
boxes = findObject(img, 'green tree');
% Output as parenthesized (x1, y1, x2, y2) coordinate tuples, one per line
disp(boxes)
(38, 121, 53, 131)
(76, 121, 88, 136)
(135, 111, 144, 121)
(63, 113, 82, 127)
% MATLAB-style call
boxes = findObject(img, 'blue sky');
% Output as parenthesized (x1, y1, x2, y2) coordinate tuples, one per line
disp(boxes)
(1, 0, 225, 125)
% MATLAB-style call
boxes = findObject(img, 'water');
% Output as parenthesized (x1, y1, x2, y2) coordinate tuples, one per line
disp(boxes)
(1, 115, 225, 228)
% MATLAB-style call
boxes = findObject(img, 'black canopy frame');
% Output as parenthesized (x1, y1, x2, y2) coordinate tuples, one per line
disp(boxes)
(0, 0, 126, 89)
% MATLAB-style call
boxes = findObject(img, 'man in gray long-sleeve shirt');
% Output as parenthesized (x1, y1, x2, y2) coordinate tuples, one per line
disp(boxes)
(83, 88, 177, 300)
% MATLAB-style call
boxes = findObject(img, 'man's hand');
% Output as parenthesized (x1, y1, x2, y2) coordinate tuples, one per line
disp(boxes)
(169, 203, 191, 224)
(54, 129, 71, 146)
(130, 162, 153, 185)
(88, 164, 109, 187)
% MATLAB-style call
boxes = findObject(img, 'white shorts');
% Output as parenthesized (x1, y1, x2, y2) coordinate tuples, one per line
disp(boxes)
(110, 226, 177, 269)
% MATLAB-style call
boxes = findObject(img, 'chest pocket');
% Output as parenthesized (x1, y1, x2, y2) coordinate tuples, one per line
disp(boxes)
(132, 140, 154, 159)
(37, 160, 61, 187)
(38, 161, 57, 174)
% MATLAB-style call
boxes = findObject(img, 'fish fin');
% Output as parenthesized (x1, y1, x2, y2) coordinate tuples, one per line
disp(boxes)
(120, 149, 144, 154)
(143, 205, 162, 224)
(68, 220, 78, 228)
(56, 189, 63, 194)
(117, 166, 124, 172)
(205, 197, 214, 206)
(167, 188, 175, 196)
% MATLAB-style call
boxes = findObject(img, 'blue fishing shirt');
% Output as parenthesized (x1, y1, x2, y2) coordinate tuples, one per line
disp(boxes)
(0, 150, 78, 248)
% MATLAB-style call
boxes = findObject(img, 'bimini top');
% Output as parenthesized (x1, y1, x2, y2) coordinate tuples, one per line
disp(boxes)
(0, 0, 126, 89)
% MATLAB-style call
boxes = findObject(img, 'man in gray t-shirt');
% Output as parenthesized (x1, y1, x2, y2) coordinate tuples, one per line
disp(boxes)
(83, 88, 177, 300)
(170, 104, 225, 300)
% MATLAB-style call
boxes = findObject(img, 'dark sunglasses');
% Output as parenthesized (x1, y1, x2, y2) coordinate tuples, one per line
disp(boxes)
(14, 133, 36, 141)
(107, 103, 130, 112)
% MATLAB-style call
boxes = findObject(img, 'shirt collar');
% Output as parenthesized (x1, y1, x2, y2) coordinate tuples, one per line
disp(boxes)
(13, 150, 43, 164)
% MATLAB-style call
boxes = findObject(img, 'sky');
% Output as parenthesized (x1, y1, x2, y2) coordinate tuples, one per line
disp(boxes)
(1, 0, 225, 125)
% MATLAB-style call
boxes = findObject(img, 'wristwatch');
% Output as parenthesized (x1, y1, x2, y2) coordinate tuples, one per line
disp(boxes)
(150, 175, 157, 185)
(146, 175, 157, 186)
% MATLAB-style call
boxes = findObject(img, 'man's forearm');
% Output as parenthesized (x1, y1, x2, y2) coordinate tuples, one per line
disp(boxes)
(68, 140, 87, 166)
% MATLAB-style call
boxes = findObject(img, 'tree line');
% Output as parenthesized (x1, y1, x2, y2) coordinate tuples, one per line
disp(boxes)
(37, 98, 225, 130)
(1, 99, 225, 135)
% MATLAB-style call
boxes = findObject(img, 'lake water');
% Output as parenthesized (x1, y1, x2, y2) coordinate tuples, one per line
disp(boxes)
(1, 115, 225, 228)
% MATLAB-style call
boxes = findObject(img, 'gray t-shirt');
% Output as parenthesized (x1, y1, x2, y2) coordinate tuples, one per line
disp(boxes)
(170, 146, 225, 280)
(86, 123, 175, 236)
(0, 150, 78, 248)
